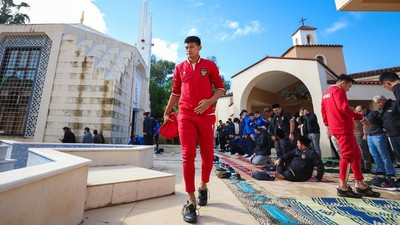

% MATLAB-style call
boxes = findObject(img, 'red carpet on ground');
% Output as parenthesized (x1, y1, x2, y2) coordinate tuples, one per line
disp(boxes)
(215, 153, 335, 182)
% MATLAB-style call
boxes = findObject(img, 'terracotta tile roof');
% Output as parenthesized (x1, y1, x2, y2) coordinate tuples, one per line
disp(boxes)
(291, 25, 317, 36)
(281, 45, 343, 57)
(231, 56, 337, 79)
(349, 66, 400, 79)
(327, 66, 400, 85)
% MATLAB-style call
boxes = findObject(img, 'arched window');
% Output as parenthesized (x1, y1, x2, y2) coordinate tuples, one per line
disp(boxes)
(316, 55, 326, 65)
(307, 35, 312, 45)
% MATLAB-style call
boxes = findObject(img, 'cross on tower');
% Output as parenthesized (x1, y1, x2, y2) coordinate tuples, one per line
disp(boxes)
(299, 17, 307, 26)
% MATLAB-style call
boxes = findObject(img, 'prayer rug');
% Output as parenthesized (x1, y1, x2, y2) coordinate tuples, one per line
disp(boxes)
(216, 153, 335, 183)
(219, 176, 400, 225)
(283, 197, 400, 225)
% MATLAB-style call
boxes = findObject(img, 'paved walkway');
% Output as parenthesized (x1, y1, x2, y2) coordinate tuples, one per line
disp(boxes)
(81, 145, 400, 225)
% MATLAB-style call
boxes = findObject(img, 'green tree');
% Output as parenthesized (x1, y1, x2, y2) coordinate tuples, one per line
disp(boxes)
(149, 55, 175, 121)
(206, 56, 231, 94)
(0, 0, 30, 24)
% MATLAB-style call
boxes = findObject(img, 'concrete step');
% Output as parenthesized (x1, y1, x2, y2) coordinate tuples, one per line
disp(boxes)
(85, 165, 175, 210)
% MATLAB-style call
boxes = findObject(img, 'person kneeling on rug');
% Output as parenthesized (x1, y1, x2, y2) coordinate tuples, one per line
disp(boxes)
(250, 125, 273, 165)
(273, 136, 324, 182)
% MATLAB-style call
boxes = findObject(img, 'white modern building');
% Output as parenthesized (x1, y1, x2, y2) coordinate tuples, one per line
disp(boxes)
(0, 1, 153, 144)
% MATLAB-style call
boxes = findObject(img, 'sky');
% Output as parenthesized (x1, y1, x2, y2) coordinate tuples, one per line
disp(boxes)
(18, 0, 400, 82)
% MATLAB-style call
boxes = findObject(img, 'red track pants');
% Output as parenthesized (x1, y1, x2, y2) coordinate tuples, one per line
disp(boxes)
(177, 112, 215, 193)
(334, 134, 364, 181)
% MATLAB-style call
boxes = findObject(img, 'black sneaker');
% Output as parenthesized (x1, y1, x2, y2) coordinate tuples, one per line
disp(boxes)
(197, 188, 209, 206)
(376, 177, 398, 191)
(182, 202, 197, 223)
(217, 171, 231, 178)
(368, 176, 385, 187)
(337, 186, 362, 198)
(356, 186, 381, 197)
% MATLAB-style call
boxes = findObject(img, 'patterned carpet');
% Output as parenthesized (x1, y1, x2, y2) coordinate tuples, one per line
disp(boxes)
(215, 152, 335, 182)
(284, 197, 400, 225)
(217, 173, 400, 225)
(214, 153, 400, 225)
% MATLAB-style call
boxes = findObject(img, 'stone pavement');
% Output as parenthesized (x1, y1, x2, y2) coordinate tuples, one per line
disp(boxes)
(81, 145, 400, 225)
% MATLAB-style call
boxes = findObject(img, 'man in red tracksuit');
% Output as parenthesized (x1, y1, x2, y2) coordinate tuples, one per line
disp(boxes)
(321, 74, 380, 198)
(163, 36, 225, 223)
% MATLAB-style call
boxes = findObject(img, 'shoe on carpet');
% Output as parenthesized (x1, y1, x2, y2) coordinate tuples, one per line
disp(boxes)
(356, 186, 381, 197)
(337, 186, 362, 198)
(182, 202, 197, 223)
(217, 171, 231, 179)
(367, 176, 385, 187)
(197, 188, 209, 206)
(371, 176, 398, 191)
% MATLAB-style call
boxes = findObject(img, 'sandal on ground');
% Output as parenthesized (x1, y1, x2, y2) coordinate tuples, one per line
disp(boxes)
(356, 185, 381, 198)
(337, 186, 362, 198)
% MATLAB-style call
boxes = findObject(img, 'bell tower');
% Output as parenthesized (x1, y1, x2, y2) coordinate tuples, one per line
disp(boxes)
(291, 18, 318, 46)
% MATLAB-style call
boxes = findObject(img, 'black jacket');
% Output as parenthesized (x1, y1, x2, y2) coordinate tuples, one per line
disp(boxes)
(62, 130, 76, 143)
(303, 112, 320, 134)
(254, 128, 271, 156)
(271, 110, 292, 137)
(143, 117, 155, 135)
(365, 110, 385, 134)
(279, 147, 324, 181)
(379, 99, 400, 137)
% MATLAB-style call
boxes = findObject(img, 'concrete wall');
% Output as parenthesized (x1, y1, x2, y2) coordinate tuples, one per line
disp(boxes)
(0, 148, 91, 225)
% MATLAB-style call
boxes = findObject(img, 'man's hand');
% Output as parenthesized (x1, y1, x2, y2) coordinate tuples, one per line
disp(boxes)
(163, 112, 173, 122)
(273, 158, 281, 166)
(194, 99, 212, 114)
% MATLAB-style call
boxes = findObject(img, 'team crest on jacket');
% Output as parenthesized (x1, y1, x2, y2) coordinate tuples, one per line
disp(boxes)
(301, 154, 306, 159)
(201, 68, 207, 76)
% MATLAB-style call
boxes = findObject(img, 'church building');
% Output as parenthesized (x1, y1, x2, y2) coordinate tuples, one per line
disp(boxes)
(216, 24, 400, 157)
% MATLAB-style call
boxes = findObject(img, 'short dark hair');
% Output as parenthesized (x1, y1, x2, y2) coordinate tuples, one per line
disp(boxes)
(240, 109, 248, 117)
(337, 74, 355, 83)
(63, 127, 69, 131)
(298, 135, 312, 147)
(84, 127, 90, 132)
(184, 36, 201, 46)
(272, 104, 280, 109)
(93, 129, 98, 135)
(379, 71, 400, 83)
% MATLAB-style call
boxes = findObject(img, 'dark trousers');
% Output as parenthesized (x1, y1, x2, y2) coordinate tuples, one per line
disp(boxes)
(245, 136, 255, 155)
(143, 134, 153, 145)
(219, 136, 227, 151)
(276, 161, 309, 181)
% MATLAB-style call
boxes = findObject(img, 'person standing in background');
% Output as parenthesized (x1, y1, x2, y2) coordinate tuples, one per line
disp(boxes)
(321, 74, 380, 198)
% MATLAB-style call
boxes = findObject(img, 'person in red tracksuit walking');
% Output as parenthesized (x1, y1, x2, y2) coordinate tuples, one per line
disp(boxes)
(321, 74, 380, 198)
(163, 36, 225, 223)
